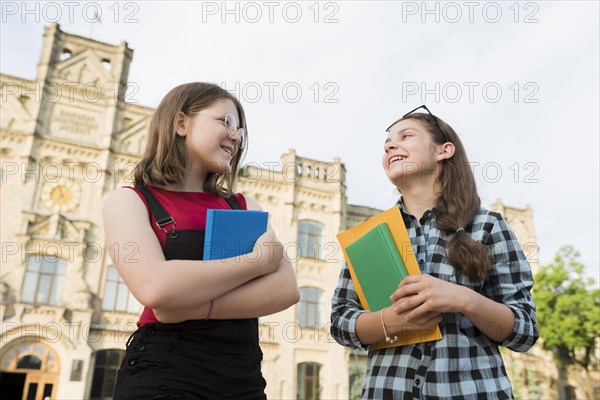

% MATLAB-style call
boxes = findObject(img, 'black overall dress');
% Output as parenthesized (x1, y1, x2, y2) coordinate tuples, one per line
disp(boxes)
(113, 186, 267, 400)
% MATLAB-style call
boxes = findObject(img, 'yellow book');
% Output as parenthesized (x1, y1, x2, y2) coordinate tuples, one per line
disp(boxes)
(336, 206, 443, 350)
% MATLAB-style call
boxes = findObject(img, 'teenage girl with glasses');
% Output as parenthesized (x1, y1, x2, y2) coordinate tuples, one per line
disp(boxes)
(104, 82, 300, 399)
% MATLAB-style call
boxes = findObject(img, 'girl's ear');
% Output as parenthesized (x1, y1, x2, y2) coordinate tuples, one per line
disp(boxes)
(175, 111, 188, 137)
(437, 142, 455, 161)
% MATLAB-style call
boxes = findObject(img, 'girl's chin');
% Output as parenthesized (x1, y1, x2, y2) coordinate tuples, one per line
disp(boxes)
(385, 169, 407, 182)
(387, 173, 416, 189)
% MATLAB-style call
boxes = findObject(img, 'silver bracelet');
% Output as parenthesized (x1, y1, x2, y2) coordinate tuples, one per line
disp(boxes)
(380, 308, 398, 344)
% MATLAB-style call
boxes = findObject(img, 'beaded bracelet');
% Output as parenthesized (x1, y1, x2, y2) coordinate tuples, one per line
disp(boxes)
(380, 308, 398, 344)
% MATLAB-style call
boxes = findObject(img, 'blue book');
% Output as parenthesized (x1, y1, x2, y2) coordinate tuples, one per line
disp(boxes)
(203, 209, 269, 260)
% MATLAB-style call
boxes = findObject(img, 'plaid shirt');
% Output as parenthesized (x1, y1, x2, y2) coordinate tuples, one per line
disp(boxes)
(331, 201, 538, 400)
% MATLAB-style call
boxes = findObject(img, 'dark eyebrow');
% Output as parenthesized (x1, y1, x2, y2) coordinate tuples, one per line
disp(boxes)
(385, 127, 417, 142)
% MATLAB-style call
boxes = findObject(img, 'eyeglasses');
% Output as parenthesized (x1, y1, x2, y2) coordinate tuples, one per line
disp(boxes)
(385, 104, 444, 134)
(194, 112, 246, 148)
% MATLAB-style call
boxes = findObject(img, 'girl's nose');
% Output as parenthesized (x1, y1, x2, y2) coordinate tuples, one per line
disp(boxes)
(228, 129, 242, 145)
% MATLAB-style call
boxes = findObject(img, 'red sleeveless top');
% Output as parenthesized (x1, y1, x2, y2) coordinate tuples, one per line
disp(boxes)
(126, 186, 247, 326)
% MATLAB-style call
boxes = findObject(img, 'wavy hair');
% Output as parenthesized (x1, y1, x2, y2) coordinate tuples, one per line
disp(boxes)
(401, 113, 492, 282)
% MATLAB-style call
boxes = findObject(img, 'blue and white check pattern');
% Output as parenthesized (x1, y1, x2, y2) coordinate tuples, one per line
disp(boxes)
(331, 200, 538, 400)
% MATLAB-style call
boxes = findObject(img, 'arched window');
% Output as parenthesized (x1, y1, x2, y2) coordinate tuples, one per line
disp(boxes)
(297, 362, 321, 400)
(59, 49, 72, 61)
(298, 221, 323, 259)
(16, 355, 42, 369)
(101, 58, 111, 71)
(297, 287, 323, 328)
(102, 265, 139, 313)
(1, 342, 59, 400)
(90, 349, 125, 400)
(1, 342, 60, 373)
(21, 255, 67, 305)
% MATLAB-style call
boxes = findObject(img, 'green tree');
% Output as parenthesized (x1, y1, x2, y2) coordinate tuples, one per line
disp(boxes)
(534, 246, 600, 399)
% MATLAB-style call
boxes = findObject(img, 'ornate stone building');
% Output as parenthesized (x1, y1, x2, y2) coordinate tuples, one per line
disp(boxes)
(0, 24, 383, 399)
(3, 24, 587, 400)
(237, 152, 382, 399)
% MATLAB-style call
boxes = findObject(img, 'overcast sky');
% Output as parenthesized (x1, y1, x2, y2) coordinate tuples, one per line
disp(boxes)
(1, 1, 598, 283)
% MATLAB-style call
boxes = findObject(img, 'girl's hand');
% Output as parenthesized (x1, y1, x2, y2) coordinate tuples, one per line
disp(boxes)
(252, 230, 283, 275)
(389, 274, 470, 322)
(383, 302, 443, 335)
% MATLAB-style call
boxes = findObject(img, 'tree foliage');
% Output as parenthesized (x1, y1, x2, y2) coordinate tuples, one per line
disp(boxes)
(534, 246, 600, 369)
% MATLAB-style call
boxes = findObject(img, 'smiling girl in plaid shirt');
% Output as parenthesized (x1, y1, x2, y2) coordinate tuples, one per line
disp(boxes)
(331, 106, 539, 400)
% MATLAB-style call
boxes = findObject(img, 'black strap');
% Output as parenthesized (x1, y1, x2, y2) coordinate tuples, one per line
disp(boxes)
(225, 194, 242, 210)
(136, 186, 242, 227)
(136, 185, 174, 229)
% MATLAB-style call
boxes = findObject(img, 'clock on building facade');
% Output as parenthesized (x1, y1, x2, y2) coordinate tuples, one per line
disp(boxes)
(40, 179, 82, 212)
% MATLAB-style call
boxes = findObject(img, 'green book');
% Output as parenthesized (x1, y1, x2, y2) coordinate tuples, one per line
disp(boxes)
(345, 222, 409, 311)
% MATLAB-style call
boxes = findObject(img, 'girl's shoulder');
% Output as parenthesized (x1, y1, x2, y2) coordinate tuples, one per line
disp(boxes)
(470, 207, 507, 224)
(104, 186, 144, 207)
(103, 186, 152, 231)
(467, 207, 509, 236)
(107, 185, 152, 206)
(470, 207, 520, 246)
(242, 194, 261, 211)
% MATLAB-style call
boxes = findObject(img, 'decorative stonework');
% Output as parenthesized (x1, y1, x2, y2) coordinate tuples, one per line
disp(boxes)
(56, 49, 114, 84)
(72, 290, 93, 311)
(50, 105, 103, 138)
(22, 212, 90, 243)
(296, 260, 330, 283)
(13, 303, 66, 325)
(37, 139, 101, 161)
(101, 311, 139, 332)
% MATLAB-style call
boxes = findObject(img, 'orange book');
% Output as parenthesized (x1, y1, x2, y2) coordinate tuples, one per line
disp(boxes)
(336, 206, 443, 350)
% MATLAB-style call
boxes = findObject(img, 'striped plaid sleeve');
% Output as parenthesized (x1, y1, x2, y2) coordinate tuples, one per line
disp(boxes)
(330, 263, 369, 350)
(484, 212, 539, 352)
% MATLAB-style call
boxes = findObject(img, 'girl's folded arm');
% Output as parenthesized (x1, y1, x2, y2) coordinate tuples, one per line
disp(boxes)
(153, 195, 300, 322)
(103, 188, 279, 310)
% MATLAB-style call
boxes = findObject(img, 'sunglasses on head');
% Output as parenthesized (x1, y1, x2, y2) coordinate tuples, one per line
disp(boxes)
(385, 105, 444, 134)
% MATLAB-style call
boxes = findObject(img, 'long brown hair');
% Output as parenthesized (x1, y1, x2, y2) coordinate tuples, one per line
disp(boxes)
(401, 113, 491, 282)
(133, 82, 247, 197)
